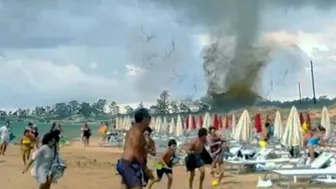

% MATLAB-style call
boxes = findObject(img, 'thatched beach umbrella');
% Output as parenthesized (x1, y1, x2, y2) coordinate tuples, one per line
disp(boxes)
(281, 106, 303, 147)
(273, 111, 284, 139)
(233, 109, 252, 142)
(321, 106, 331, 138)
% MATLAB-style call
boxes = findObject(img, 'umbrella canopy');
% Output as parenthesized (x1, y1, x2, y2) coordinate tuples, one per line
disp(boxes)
(213, 114, 220, 129)
(187, 115, 192, 133)
(321, 106, 331, 138)
(118, 117, 124, 130)
(222, 116, 228, 129)
(202, 112, 212, 129)
(199, 115, 204, 128)
(255, 113, 262, 133)
(281, 106, 303, 147)
(231, 114, 236, 134)
(115, 117, 120, 130)
(306, 113, 311, 126)
(122, 117, 127, 130)
(187, 115, 196, 132)
(176, 115, 183, 136)
(125, 116, 132, 130)
(150, 117, 156, 130)
(155, 117, 162, 133)
(192, 115, 197, 130)
(273, 111, 284, 139)
(162, 117, 169, 133)
(299, 112, 304, 126)
(219, 116, 223, 129)
(169, 117, 176, 135)
(233, 109, 252, 142)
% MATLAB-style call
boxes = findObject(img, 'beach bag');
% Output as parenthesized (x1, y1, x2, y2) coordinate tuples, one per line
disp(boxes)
(49, 153, 67, 183)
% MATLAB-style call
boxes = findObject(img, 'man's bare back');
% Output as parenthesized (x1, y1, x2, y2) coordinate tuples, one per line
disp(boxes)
(190, 139, 205, 154)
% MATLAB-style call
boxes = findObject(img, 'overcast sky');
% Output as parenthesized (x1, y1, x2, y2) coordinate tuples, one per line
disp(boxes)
(0, 0, 335, 109)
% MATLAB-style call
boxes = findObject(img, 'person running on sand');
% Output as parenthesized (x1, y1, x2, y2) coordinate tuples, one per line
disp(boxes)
(148, 139, 177, 189)
(207, 126, 224, 178)
(50, 123, 63, 137)
(21, 129, 33, 165)
(185, 128, 208, 189)
(144, 127, 156, 157)
(0, 121, 11, 155)
(22, 132, 58, 189)
(142, 126, 156, 186)
(99, 122, 108, 142)
(31, 125, 40, 149)
(81, 123, 91, 147)
(116, 108, 154, 189)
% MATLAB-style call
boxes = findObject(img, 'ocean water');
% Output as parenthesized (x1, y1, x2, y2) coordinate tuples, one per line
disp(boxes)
(0, 121, 101, 142)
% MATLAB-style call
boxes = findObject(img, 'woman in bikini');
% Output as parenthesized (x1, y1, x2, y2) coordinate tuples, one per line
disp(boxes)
(81, 123, 91, 147)
(307, 126, 326, 163)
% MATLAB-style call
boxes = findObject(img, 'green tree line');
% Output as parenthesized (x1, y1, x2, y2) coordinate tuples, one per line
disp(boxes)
(0, 90, 335, 120)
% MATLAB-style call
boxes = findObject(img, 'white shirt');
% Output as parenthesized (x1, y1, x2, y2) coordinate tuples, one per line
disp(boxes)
(0, 126, 10, 140)
(33, 144, 55, 183)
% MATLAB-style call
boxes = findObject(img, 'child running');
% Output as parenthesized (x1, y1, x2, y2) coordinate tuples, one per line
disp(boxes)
(148, 139, 177, 189)
(0, 121, 11, 155)
(21, 129, 33, 165)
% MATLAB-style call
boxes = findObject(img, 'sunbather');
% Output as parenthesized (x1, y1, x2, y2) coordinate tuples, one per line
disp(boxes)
(308, 127, 326, 163)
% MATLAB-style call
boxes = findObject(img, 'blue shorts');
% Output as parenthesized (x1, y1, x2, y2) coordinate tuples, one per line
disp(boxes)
(185, 154, 205, 171)
(117, 159, 143, 188)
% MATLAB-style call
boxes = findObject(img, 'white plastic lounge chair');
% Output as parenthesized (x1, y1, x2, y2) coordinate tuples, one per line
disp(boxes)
(270, 165, 336, 188)
(311, 178, 336, 185)
(262, 152, 334, 181)
(224, 146, 243, 160)
(224, 158, 290, 175)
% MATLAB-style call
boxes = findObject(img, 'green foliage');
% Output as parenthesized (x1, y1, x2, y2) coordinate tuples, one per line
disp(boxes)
(0, 91, 335, 121)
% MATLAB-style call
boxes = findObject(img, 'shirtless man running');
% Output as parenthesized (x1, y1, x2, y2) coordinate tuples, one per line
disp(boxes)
(186, 128, 208, 189)
(117, 108, 154, 189)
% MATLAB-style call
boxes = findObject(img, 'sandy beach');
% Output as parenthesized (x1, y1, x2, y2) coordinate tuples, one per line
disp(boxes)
(0, 137, 271, 189)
